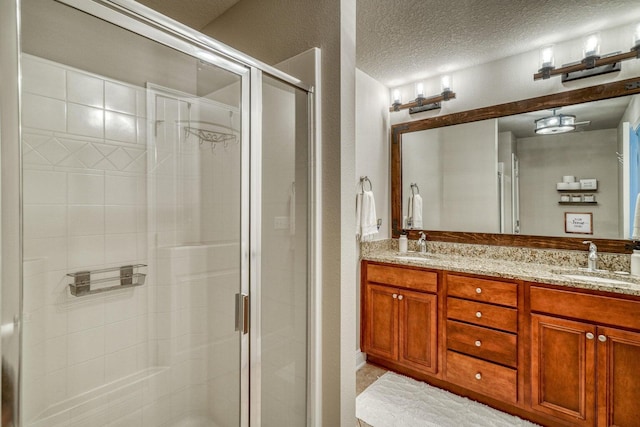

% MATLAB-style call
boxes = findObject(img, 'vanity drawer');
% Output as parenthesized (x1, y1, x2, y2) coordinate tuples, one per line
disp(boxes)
(530, 285, 640, 330)
(367, 263, 438, 293)
(447, 274, 517, 307)
(446, 320, 517, 368)
(447, 297, 518, 332)
(446, 350, 517, 404)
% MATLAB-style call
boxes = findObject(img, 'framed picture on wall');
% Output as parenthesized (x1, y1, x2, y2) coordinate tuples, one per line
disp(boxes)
(565, 212, 593, 234)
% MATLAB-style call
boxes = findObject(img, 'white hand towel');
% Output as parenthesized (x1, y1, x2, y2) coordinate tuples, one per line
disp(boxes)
(407, 195, 414, 227)
(412, 194, 423, 229)
(358, 190, 378, 241)
(633, 193, 640, 240)
(356, 192, 363, 239)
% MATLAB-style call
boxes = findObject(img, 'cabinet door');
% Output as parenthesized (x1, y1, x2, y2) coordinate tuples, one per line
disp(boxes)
(597, 327, 640, 427)
(530, 314, 596, 427)
(398, 289, 437, 373)
(364, 284, 398, 361)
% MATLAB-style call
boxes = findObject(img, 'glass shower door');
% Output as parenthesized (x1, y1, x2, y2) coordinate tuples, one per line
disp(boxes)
(255, 75, 309, 427)
(18, 1, 248, 426)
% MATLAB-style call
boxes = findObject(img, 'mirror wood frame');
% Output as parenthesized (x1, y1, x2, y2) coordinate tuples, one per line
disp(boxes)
(391, 76, 640, 254)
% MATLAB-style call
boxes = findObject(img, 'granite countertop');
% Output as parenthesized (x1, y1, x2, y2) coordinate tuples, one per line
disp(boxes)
(363, 249, 640, 297)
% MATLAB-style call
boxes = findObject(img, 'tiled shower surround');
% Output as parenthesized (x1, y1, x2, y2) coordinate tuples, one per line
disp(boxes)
(21, 54, 242, 426)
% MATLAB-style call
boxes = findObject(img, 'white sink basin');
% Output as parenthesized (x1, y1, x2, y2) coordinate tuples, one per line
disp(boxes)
(560, 274, 635, 287)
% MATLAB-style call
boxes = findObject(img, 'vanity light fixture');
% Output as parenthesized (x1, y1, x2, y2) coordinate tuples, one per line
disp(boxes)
(534, 25, 640, 82)
(389, 75, 456, 114)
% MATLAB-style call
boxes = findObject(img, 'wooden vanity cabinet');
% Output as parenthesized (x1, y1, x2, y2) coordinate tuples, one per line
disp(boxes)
(361, 260, 640, 427)
(362, 261, 438, 374)
(530, 285, 640, 427)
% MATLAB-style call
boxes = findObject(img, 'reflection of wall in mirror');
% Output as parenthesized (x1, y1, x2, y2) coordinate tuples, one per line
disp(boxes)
(517, 128, 618, 238)
(402, 120, 499, 233)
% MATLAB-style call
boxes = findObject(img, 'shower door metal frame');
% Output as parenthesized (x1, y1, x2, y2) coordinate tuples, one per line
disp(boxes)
(2, 0, 316, 426)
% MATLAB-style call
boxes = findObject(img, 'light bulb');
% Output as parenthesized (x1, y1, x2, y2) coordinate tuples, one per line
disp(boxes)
(583, 33, 600, 58)
(539, 45, 555, 69)
(415, 82, 424, 99)
(441, 75, 452, 93)
(392, 89, 401, 105)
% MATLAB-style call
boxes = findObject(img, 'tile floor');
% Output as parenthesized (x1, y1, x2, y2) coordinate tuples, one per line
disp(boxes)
(356, 363, 388, 427)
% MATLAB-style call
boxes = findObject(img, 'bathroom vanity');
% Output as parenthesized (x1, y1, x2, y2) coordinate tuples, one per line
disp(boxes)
(361, 251, 640, 427)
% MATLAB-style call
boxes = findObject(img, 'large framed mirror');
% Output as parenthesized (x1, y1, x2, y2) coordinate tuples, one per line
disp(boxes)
(391, 77, 640, 253)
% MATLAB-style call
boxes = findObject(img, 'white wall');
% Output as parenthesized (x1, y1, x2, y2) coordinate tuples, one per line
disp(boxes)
(402, 120, 499, 233)
(356, 69, 391, 240)
(517, 128, 619, 238)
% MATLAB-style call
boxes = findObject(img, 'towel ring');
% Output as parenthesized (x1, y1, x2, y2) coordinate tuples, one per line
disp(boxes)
(410, 183, 420, 195)
(360, 176, 373, 194)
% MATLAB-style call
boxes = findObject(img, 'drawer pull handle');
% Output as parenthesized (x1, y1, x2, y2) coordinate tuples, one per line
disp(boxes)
(398, 295, 404, 300)
(476, 287, 482, 294)
(475, 340, 482, 347)
(598, 334, 607, 342)
(475, 373, 482, 380)
(475, 311, 482, 318)
(392, 294, 398, 299)
(586, 332, 594, 340)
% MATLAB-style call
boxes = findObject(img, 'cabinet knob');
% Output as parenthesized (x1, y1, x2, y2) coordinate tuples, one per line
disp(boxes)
(586, 332, 594, 340)
(475, 373, 482, 380)
(475, 340, 482, 347)
(475, 311, 482, 318)
(476, 287, 482, 294)
(398, 295, 404, 300)
(598, 334, 607, 342)
(392, 294, 398, 299)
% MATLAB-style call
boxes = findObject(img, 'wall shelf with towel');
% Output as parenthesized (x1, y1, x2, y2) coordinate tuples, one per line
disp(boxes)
(67, 264, 147, 297)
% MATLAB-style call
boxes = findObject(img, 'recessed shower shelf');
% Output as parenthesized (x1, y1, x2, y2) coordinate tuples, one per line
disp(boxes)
(67, 264, 147, 297)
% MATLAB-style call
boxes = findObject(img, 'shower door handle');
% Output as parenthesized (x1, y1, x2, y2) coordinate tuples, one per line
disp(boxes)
(235, 293, 249, 334)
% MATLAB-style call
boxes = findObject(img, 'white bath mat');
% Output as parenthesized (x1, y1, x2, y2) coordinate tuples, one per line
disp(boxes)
(356, 371, 540, 427)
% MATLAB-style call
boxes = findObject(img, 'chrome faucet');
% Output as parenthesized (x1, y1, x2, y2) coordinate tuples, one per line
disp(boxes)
(583, 240, 598, 271)
(418, 232, 428, 253)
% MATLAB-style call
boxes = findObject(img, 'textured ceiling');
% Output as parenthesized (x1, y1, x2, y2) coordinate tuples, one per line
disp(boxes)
(357, 0, 640, 87)
(138, 0, 640, 88)
(136, 0, 239, 30)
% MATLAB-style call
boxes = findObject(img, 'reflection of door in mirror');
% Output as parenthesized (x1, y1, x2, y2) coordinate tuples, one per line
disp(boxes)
(628, 123, 640, 238)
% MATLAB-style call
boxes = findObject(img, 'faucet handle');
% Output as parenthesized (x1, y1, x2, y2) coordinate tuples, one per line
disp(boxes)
(419, 232, 426, 240)
(582, 240, 596, 250)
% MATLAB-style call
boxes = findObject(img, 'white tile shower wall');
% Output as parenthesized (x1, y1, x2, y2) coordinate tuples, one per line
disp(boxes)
(22, 54, 242, 427)
(21, 55, 150, 425)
